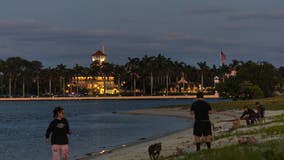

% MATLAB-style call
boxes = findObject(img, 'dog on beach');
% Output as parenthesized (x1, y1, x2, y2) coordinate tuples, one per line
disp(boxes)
(238, 136, 257, 144)
(148, 142, 162, 160)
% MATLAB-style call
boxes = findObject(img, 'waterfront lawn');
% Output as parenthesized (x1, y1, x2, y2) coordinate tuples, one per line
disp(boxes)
(214, 115, 284, 140)
(158, 96, 284, 160)
(211, 95, 284, 111)
(164, 140, 284, 160)
(161, 95, 284, 111)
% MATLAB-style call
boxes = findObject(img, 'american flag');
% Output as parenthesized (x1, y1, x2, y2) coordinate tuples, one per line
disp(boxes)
(220, 51, 226, 65)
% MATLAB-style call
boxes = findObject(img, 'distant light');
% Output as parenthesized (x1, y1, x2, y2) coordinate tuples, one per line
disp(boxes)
(99, 150, 106, 154)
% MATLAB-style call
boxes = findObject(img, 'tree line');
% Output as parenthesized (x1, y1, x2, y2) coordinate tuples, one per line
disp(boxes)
(0, 55, 283, 98)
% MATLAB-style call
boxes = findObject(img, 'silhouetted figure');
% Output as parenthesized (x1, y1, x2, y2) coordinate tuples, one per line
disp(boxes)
(255, 102, 265, 119)
(240, 106, 257, 125)
(191, 92, 212, 151)
(46, 107, 70, 160)
(148, 143, 162, 160)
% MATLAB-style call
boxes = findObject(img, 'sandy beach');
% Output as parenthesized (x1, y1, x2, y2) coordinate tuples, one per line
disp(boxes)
(77, 107, 284, 160)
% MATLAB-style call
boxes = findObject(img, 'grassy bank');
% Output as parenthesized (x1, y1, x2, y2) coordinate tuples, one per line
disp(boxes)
(165, 140, 284, 160)
(214, 113, 284, 140)
(159, 96, 284, 160)
(211, 95, 284, 111)
(161, 95, 284, 111)
(161, 113, 284, 160)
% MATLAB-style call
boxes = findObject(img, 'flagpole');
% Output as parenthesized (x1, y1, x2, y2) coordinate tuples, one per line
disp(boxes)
(220, 49, 223, 66)
(220, 49, 226, 66)
(220, 50, 222, 66)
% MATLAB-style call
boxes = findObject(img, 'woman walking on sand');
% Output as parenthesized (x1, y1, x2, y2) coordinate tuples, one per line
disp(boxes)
(46, 107, 70, 160)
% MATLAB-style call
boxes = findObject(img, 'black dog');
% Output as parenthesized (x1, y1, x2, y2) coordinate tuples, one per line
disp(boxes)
(148, 142, 162, 160)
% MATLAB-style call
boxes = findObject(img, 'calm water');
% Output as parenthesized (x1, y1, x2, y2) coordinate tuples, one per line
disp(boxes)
(0, 99, 223, 160)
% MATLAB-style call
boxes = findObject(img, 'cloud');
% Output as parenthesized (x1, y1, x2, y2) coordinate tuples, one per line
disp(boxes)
(223, 24, 257, 30)
(184, 6, 284, 21)
(229, 10, 284, 20)
(159, 33, 245, 48)
(0, 47, 16, 56)
(186, 5, 236, 15)
(0, 20, 249, 65)
(0, 20, 158, 66)
(0, 19, 282, 67)
(0, 20, 150, 42)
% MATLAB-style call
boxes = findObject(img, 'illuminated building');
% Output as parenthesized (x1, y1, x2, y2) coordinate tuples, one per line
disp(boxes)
(67, 47, 119, 96)
(91, 46, 106, 65)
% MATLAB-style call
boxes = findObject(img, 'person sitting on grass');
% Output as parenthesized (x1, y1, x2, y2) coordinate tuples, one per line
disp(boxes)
(240, 106, 257, 125)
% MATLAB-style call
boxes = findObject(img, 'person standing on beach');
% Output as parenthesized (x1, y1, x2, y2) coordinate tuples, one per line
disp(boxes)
(190, 92, 212, 151)
(255, 102, 265, 119)
(46, 107, 70, 160)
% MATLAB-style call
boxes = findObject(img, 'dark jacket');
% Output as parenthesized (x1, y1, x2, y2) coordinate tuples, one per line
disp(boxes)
(240, 108, 257, 119)
(257, 105, 265, 118)
(46, 118, 70, 145)
(191, 100, 212, 121)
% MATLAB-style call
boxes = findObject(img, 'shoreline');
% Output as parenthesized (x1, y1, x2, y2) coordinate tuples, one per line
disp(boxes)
(0, 95, 219, 101)
(79, 107, 284, 160)
(78, 127, 191, 160)
(78, 108, 240, 160)
(78, 128, 195, 160)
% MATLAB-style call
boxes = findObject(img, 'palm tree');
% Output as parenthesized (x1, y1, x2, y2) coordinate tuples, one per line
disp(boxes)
(30, 61, 43, 97)
(101, 62, 115, 96)
(41, 67, 56, 96)
(172, 61, 186, 93)
(55, 64, 68, 96)
(17, 59, 33, 97)
(47, 67, 54, 96)
(0, 60, 5, 95)
(197, 62, 209, 91)
(113, 64, 126, 94)
(90, 61, 101, 95)
(155, 54, 168, 94)
(125, 57, 140, 96)
(219, 64, 230, 82)
(73, 64, 85, 96)
(80, 66, 91, 95)
(230, 59, 242, 70)
(20, 65, 27, 97)
(140, 55, 154, 95)
(4, 57, 26, 97)
(164, 58, 174, 96)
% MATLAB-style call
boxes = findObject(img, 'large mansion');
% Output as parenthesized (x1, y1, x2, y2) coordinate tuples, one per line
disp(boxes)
(67, 48, 118, 96)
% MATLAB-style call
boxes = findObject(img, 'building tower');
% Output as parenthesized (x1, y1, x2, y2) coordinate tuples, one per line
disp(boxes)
(91, 46, 106, 65)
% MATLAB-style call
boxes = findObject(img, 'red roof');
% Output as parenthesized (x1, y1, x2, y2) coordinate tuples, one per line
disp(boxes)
(92, 50, 105, 56)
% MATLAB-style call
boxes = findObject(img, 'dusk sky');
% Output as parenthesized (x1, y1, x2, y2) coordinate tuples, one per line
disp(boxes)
(0, 0, 284, 68)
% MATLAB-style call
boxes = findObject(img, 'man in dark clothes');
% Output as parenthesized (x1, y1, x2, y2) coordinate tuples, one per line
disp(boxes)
(240, 106, 257, 125)
(190, 92, 212, 151)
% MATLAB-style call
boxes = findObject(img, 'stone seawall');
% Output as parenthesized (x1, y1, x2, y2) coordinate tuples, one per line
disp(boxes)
(0, 95, 219, 101)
